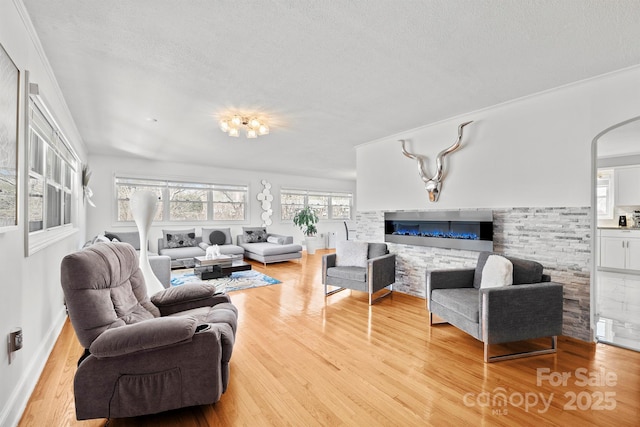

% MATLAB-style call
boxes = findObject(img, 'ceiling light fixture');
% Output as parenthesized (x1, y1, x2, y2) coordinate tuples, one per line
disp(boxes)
(219, 115, 269, 139)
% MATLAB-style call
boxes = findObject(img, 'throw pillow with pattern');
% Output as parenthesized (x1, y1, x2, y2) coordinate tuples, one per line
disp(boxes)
(166, 232, 197, 248)
(243, 227, 267, 243)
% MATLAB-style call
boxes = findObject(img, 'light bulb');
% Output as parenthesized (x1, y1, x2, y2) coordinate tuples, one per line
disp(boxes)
(228, 127, 239, 137)
(249, 118, 261, 129)
(219, 119, 229, 132)
(258, 124, 269, 135)
(231, 116, 241, 127)
(247, 128, 257, 138)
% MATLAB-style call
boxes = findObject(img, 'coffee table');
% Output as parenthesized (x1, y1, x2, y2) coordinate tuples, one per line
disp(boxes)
(194, 256, 252, 280)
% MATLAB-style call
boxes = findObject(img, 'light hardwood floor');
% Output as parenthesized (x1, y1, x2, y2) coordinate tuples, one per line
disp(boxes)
(19, 250, 640, 426)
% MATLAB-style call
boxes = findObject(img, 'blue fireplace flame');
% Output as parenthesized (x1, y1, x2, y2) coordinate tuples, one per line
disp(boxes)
(392, 227, 479, 240)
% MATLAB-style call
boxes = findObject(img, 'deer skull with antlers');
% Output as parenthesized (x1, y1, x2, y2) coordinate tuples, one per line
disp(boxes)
(399, 121, 473, 202)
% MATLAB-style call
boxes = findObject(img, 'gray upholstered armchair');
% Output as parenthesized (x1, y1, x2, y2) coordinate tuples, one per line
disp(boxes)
(427, 252, 563, 362)
(60, 242, 238, 420)
(322, 241, 395, 305)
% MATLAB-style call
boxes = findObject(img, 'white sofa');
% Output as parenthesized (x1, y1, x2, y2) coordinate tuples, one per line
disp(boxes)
(157, 227, 244, 268)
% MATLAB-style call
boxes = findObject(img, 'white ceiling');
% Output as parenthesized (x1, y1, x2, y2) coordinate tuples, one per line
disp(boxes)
(22, 0, 640, 180)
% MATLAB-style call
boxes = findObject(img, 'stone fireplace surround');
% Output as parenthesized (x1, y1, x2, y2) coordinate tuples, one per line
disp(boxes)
(356, 207, 591, 341)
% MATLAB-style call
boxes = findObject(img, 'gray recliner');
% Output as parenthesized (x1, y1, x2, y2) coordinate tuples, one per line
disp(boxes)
(60, 242, 238, 420)
(427, 251, 563, 362)
(322, 242, 395, 305)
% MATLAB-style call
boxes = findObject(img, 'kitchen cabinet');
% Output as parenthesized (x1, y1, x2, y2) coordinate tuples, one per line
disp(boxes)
(615, 166, 640, 206)
(599, 229, 640, 271)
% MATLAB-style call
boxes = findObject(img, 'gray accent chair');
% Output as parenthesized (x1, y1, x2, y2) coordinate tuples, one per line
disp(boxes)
(60, 242, 238, 420)
(427, 251, 563, 362)
(322, 242, 395, 305)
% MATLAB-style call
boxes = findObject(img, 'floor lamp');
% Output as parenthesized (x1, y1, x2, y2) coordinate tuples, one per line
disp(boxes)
(130, 191, 165, 296)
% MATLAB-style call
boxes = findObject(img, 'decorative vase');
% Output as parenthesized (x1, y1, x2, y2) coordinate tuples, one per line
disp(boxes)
(130, 191, 164, 296)
(305, 235, 322, 255)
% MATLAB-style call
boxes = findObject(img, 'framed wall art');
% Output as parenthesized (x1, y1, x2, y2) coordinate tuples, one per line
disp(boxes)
(0, 42, 19, 232)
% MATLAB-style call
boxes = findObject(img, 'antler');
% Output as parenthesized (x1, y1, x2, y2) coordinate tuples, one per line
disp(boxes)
(399, 121, 473, 202)
(433, 120, 473, 181)
(399, 139, 432, 183)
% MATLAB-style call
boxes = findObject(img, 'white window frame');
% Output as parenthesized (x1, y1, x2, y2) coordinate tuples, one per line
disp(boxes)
(26, 87, 80, 256)
(597, 169, 615, 219)
(280, 188, 353, 221)
(114, 176, 249, 224)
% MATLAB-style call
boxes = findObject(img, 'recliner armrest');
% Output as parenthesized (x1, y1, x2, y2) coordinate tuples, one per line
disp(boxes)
(152, 284, 231, 316)
(89, 316, 198, 358)
(481, 282, 564, 344)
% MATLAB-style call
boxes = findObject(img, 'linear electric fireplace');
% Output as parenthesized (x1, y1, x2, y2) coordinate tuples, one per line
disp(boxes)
(384, 211, 493, 252)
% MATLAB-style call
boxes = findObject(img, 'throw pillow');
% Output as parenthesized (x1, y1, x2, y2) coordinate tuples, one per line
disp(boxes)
(480, 255, 514, 289)
(202, 227, 232, 245)
(104, 232, 121, 242)
(209, 230, 227, 245)
(335, 240, 368, 268)
(266, 235, 285, 245)
(163, 229, 196, 248)
(243, 227, 267, 243)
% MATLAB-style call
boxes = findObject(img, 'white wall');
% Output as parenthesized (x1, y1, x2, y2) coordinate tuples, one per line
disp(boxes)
(357, 65, 640, 211)
(0, 2, 88, 426)
(87, 154, 356, 249)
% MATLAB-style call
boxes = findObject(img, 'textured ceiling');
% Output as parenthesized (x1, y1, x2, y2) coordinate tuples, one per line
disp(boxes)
(22, 0, 640, 180)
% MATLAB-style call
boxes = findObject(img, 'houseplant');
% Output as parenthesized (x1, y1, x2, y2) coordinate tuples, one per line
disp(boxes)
(293, 206, 321, 254)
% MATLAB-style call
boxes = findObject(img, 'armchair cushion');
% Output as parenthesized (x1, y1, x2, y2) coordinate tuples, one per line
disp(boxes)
(326, 266, 367, 282)
(431, 288, 479, 323)
(335, 240, 368, 267)
(89, 316, 197, 358)
(480, 255, 513, 288)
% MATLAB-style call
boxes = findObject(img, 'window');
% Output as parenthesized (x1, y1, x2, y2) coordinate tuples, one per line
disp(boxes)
(597, 169, 614, 219)
(27, 99, 78, 244)
(280, 189, 352, 221)
(115, 177, 248, 223)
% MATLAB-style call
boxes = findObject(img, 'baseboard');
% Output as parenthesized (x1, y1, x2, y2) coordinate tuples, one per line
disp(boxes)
(0, 307, 67, 427)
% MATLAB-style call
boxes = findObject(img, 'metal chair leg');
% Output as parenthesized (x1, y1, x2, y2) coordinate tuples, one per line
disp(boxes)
(484, 336, 558, 363)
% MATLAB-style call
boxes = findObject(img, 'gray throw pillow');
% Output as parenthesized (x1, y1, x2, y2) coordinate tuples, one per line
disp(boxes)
(209, 230, 227, 245)
(163, 229, 196, 248)
(335, 240, 368, 268)
(202, 227, 231, 245)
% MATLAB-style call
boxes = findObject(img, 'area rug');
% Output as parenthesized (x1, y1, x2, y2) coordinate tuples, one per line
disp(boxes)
(170, 269, 281, 293)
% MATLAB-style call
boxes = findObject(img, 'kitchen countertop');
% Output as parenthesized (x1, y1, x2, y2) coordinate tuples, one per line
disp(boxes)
(598, 226, 640, 230)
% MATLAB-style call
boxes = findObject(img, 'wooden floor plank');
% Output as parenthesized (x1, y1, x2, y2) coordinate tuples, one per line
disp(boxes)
(18, 250, 640, 426)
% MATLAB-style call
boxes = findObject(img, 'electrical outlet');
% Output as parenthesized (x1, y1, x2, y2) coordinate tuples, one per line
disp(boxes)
(9, 328, 22, 352)
(7, 327, 22, 364)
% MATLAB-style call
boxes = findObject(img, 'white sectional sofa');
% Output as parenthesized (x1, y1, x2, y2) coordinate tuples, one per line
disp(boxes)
(237, 227, 302, 265)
